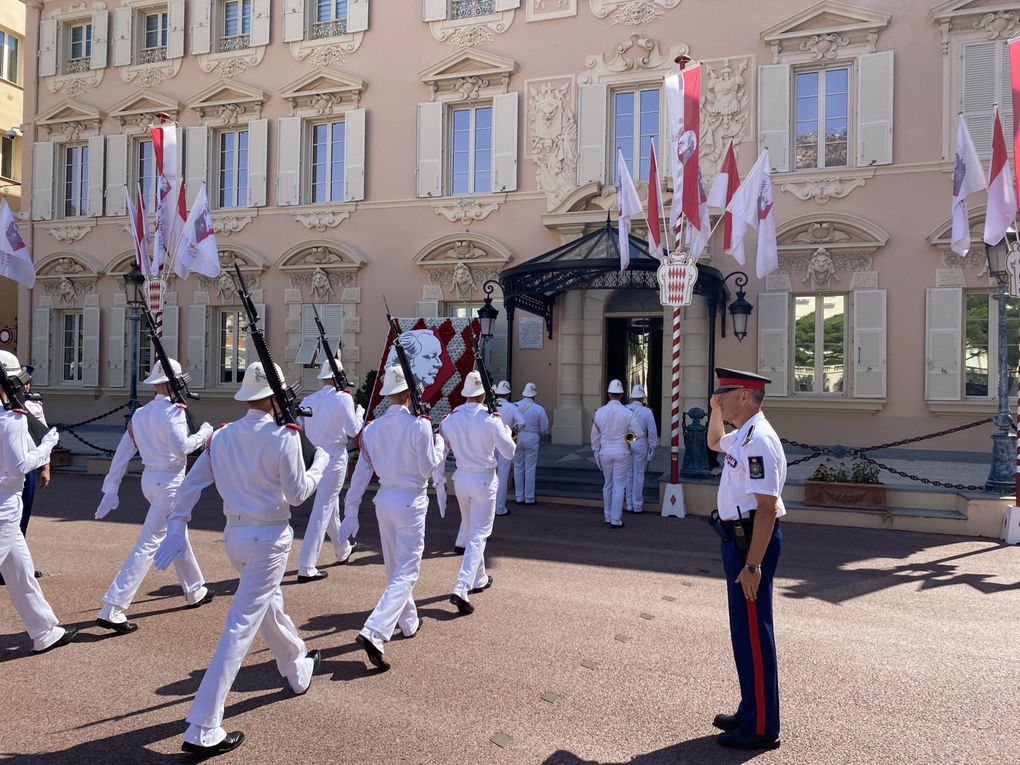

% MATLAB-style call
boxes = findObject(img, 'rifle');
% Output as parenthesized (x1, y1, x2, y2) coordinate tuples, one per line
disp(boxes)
(0, 363, 48, 446)
(467, 325, 498, 415)
(140, 306, 199, 436)
(233, 262, 316, 467)
(382, 296, 429, 418)
(311, 304, 352, 390)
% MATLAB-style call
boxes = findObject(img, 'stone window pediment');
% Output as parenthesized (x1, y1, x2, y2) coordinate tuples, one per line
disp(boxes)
(280, 69, 366, 115)
(426, 3, 517, 49)
(35, 98, 103, 140)
(419, 49, 516, 102)
(108, 90, 180, 133)
(187, 79, 265, 125)
(579, 33, 689, 86)
(35, 252, 100, 307)
(762, 0, 891, 64)
(414, 234, 512, 302)
(278, 241, 366, 274)
(926, 206, 993, 276)
(930, 0, 1020, 40)
(588, 1, 679, 27)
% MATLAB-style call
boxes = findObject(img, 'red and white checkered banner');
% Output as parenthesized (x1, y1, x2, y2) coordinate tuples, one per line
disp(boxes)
(147, 278, 163, 337)
(656, 251, 699, 307)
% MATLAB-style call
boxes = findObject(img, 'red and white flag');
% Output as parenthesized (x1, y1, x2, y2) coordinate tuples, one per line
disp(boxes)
(951, 114, 987, 256)
(124, 185, 152, 277)
(665, 63, 702, 234)
(984, 104, 1017, 246)
(708, 142, 742, 261)
(684, 168, 711, 260)
(646, 141, 665, 261)
(728, 149, 779, 278)
(616, 149, 644, 272)
(1008, 37, 1020, 215)
(173, 184, 221, 279)
(0, 199, 33, 289)
(150, 124, 187, 273)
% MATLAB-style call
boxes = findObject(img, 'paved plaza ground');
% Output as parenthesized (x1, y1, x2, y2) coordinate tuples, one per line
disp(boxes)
(1, 472, 1017, 764)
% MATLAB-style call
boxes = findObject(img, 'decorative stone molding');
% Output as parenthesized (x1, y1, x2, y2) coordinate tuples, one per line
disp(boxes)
(44, 277, 96, 306)
(526, 76, 578, 211)
(419, 50, 516, 102)
(280, 69, 366, 116)
(762, 1, 891, 64)
(198, 47, 266, 79)
(288, 268, 356, 300)
(289, 27, 365, 66)
(46, 69, 104, 98)
(433, 196, 503, 225)
(973, 10, 1020, 39)
(429, 7, 517, 47)
(35, 252, 101, 278)
(701, 57, 751, 185)
(927, 205, 991, 275)
(773, 213, 888, 290)
(197, 250, 264, 304)
(579, 33, 690, 86)
(108, 91, 180, 134)
(588, 0, 679, 26)
(414, 233, 513, 301)
(35, 99, 103, 140)
(765, 273, 793, 292)
(527, 0, 576, 22)
(118, 57, 181, 88)
(292, 207, 354, 232)
(941, 249, 989, 276)
(935, 267, 967, 287)
(780, 173, 869, 204)
(212, 211, 256, 235)
(931, 1, 1020, 55)
(277, 240, 366, 275)
(34, 252, 100, 308)
(43, 221, 96, 243)
(187, 80, 265, 126)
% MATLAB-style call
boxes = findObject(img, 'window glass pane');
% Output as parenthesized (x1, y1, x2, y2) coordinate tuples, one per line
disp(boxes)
(138, 139, 156, 210)
(824, 68, 849, 168)
(317, 0, 332, 22)
(219, 132, 235, 207)
(637, 89, 659, 182)
(821, 295, 845, 393)
(71, 26, 83, 59)
(452, 108, 471, 194)
(473, 107, 491, 193)
(965, 293, 990, 397)
(237, 130, 248, 207)
(242, 0, 252, 34)
(330, 121, 345, 201)
(80, 144, 89, 215)
(63, 313, 82, 382)
(311, 123, 327, 203)
(224, 1, 238, 36)
(221, 311, 241, 384)
(145, 14, 159, 47)
(0, 136, 12, 179)
(161, 13, 169, 46)
(614, 91, 635, 178)
(85, 24, 92, 57)
(795, 72, 819, 170)
(336, 0, 348, 19)
(5, 35, 17, 83)
(137, 323, 154, 382)
(794, 296, 816, 393)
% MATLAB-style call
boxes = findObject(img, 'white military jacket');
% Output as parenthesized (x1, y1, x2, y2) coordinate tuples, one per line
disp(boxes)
(439, 402, 515, 471)
(496, 398, 524, 438)
(627, 401, 658, 446)
(591, 400, 635, 452)
(0, 410, 52, 505)
(299, 386, 363, 456)
(716, 411, 787, 521)
(513, 398, 549, 436)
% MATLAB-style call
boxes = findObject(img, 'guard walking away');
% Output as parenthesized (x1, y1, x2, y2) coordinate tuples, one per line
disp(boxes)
(493, 380, 522, 516)
(440, 371, 515, 616)
(95, 359, 215, 633)
(512, 382, 548, 505)
(20, 376, 49, 543)
(344, 365, 445, 671)
(0, 350, 77, 653)
(591, 379, 634, 528)
(707, 367, 785, 751)
(153, 362, 329, 757)
(624, 384, 657, 514)
(295, 358, 364, 583)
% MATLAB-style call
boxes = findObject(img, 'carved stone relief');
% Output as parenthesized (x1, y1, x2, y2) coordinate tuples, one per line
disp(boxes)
(528, 0, 576, 22)
(118, 58, 182, 88)
(429, 9, 516, 48)
(289, 32, 366, 65)
(415, 235, 512, 302)
(580, 34, 689, 85)
(46, 70, 104, 98)
(775, 250, 872, 291)
(43, 277, 95, 306)
(701, 57, 750, 184)
(44, 222, 96, 243)
(780, 175, 868, 204)
(197, 47, 266, 79)
(289, 268, 355, 300)
(774, 214, 888, 291)
(941, 248, 989, 276)
(293, 209, 352, 232)
(849, 271, 878, 290)
(588, 0, 679, 26)
(935, 268, 966, 287)
(212, 212, 256, 235)
(434, 198, 502, 225)
(973, 11, 1020, 41)
(527, 77, 578, 210)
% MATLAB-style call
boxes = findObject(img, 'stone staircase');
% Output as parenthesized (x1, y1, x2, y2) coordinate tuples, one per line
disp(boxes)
(531, 461, 661, 508)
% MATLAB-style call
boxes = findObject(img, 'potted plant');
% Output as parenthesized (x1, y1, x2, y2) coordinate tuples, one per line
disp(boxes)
(804, 458, 887, 511)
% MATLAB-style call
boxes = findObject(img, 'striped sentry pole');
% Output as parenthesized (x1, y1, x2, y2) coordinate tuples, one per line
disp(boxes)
(670, 306, 682, 484)
(148, 277, 162, 337)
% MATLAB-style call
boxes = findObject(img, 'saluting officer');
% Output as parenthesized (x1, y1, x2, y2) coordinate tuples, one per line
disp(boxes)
(295, 358, 364, 583)
(591, 379, 634, 528)
(344, 365, 445, 671)
(707, 367, 785, 751)
(512, 382, 548, 505)
(440, 371, 515, 615)
(153, 361, 329, 757)
(95, 359, 215, 633)
(492, 380, 522, 517)
(624, 384, 657, 514)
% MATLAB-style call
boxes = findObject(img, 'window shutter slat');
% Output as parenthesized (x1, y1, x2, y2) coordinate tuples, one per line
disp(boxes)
(167, 0, 186, 59)
(106, 135, 128, 216)
(577, 84, 608, 184)
(191, 0, 212, 55)
(347, 0, 369, 33)
(925, 287, 963, 401)
(82, 304, 101, 388)
(492, 92, 518, 192)
(87, 135, 106, 217)
(184, 126, 209, 205)
(856, 51, 894, 167)
(162, 305, 180, 359)
(344, 108, 366, 202)
(250, 0, 271, 47)
(757, 291, 788, 396)
(422, 0, 447, 22)
(283, 0, 305, 42)
(277, 117, 302, 206)
(112, 7, 133, 66)
(90, 11, 109, 70)
(187, 304, 207, 388)
(963, 41, 998, 155)
(852, 289, 886, 398)
(39, 20, 57, 77)
(757, 64, 791, 172)
(108, 306, 126, 388)
(416, 101, 443, 198)
(32, 142, 54, 221)
(247, 118, 268, 207)
(31, 308, 51, 386)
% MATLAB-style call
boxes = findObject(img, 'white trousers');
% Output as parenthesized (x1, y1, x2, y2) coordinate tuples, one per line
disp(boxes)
(0, 497, 63, 651)
(452, 471, 497, 599)
(103, 469, 205, 610)
(187, 523, 310, 730)
(513, 432, 540, 502)
(495, 453, 512, 514)
(599, 447, 630, 524)
(297, 451, 348, 574)
(627, 438, 649, 512)
(364, 489, 427, 642)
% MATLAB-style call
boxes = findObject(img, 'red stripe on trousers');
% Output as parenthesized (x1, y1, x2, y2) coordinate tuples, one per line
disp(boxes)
(745, 599, 766, 736)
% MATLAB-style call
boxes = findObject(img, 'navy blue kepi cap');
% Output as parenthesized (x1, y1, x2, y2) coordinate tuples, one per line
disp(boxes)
(714, 367, 771, 394)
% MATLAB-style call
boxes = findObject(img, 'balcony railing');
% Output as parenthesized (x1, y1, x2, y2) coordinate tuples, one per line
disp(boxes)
(450, 0, 495, 19)
(139, 46, 167, 64)
(64, 57, 89, 74)
(311, 19, 348, 39)
(219, 34, 250, 52)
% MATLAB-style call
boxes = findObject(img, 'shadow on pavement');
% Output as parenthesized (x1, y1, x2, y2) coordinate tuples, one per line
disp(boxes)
(542, 735, 765, 764)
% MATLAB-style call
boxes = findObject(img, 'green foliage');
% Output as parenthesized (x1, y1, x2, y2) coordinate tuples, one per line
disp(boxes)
(353, 368, 377, 412)
(808, 458, 881, 485)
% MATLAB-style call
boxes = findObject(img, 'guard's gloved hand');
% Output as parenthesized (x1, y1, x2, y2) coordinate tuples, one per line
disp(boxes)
(339, 511, 359, 541)
(40, 428, 60, 453)
(154, 533, 187, 570)
(354, 404, 366, 420)
(95, 492, 119, 520)
(197, 422, 214, 440)
(647, 447, 656, 461)
(594, 451, 602, 471)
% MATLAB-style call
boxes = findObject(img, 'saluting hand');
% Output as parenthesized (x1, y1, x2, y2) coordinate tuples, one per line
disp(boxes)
(736, 566, 762, 601)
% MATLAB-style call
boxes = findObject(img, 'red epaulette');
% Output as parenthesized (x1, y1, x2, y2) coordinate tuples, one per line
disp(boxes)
(11, 408, 27, 416)
(174, 402, 188, 410)
(491, 411, 502, 418)
(343, 388, 353, 394)
(284, 423, 302, 431)
(419, 415, 431, 421)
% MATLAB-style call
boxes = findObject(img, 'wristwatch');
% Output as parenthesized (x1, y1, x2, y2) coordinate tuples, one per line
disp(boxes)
(745, 563, 760, 575)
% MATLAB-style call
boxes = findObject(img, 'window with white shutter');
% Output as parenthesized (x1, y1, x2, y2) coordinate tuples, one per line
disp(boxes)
(90, 11, 108, 70)
(423, 0, 447, 22)
(963, 291, 1019, 399)
(31, 308, 51, 387)
(925, 287, 962, 402)
(111, 7, 133, 65)
(187, 304, 208, 389)
(82, 303, 101, 388)
(961, 41, 1013, 157)
(87, 135, 105, 217)
(344, 108, 366, 202)
(296, 304, 344, 365)
(277, 117, 303, 206)
(577, 84, 608, 184)
(31, 142, 55, 221)
(757, 291, 788, 397)
(416, 102, 443, 197)
(852, 289, 886, 398)
(184, 126, 210, 205)
(791, 294, 846, 396)
(105, 134, 128, 217)
(108, 306, 126, 388)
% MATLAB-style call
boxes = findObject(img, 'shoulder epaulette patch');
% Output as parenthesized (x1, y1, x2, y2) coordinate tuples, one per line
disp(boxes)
(174, 402, 188, 410)
(741, 426, 755, 447)
(11, 408, 26, 416)
(284, 423, 301, 431)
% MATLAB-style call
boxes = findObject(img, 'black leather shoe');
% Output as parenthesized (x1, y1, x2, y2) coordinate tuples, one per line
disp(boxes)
(468, 576, 493, 594)
(97, 618, 138, 634)
(297, 571, 328, 584)
(33, 626, 78, 654)
(181, 731, 245, 757)
(187, 590, 215, 608)
(712, 713, 741, 731)
(337, 540, 359, 565)
(453, 546, 465, 555)
(355, 634, 390, 671)
(34, 570, 42, 578)
(294, 650, 321, 695)
(450, 594, 475, 615)
(717, 730, 781, 750)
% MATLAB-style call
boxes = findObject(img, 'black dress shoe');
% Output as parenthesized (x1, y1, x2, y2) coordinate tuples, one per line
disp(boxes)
(450, 593, 475, 615)
(187, 590, 216, 608)
(717, 730, 781, 750)
(34, 570, 42, 578)
(181, 731, 245, 757)
(297, 571, 328, 584)
(712, 712, 741, 731)
(468, 576, 494, 594)
(97, 618, 139, 634)
(337, 540, 359, 565)
(294, 650, 322, 695)
(33, 626, 78, 654)
(355, 634, 390, 671)
(453, 546, 465, 555)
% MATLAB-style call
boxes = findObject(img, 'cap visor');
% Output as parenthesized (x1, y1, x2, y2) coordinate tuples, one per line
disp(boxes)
(713, 384, 743, 394)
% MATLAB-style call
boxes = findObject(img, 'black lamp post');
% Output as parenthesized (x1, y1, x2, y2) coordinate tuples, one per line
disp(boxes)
(123, 263, 147, 425)
(984, 235, 1016, 495)
(477, 280, 500, 341)
(722, 271, 753, 341)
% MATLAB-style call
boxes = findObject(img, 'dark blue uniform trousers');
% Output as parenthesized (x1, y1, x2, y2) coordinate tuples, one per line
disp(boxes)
(721, 523, 782, 737)
(20, 468, 39, 537)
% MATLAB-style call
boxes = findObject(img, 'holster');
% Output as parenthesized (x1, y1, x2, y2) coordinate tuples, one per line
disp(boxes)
(707, 509, 728, 541)
(720, 509, 756, 553)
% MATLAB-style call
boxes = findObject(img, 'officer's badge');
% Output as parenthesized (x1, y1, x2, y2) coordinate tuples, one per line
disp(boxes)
(748, 456, 765, 479)
(741, 426, 755, 447)
(725, 454, 738, 468)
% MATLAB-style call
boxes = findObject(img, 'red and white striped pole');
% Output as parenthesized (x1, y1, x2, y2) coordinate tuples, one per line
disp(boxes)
(670, 306, 682, 485)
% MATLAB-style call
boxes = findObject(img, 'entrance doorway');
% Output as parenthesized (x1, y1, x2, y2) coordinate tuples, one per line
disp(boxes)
(604, 290, 663, 426)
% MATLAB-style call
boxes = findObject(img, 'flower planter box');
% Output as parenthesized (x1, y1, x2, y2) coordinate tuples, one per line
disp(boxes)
(804, 480, 887, 511)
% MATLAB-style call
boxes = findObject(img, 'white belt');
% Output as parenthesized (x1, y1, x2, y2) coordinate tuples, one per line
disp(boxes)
(224, 514, 290, 528)
(455, 467, 496, 476)
(378, 482, 427, 494)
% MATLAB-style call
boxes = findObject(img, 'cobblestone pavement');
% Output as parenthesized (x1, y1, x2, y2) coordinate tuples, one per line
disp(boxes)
(1, 473, 1017, 764)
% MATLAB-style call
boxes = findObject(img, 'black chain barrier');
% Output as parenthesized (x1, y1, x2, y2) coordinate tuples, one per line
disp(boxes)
(54, 402, 131, 456)
(781, 417, 998, 492)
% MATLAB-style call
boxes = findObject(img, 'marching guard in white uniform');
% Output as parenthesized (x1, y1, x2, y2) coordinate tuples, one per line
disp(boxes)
(440, 372, 515, 615)
(153, 362, 329, 757)
(512, 382, 549, 505)
(591, 379, 635, 528)
(0, 350, 77, 654)
(624, 384, 658, 514)
(493, 381, 522, 517)
(95, 359, 214, 633)
(295, 359, 364, 583)
(345, 365, 445, 671)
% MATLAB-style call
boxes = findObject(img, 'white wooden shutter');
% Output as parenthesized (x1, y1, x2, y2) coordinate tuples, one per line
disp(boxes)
(423, 0, 447, 22)
(184, 126, 209, 204)
(757, 63, 791, 173)
(962, 41, 998, 155)
(347, 0, 369, 33)
(925, 287, 963, 401)
(277, 116, 302, 206)
(39, 20, 58, 77)
(31, 308, 51, 386)
(105, 135, 128, 216)
(82, 303, 101, 388)
(283, 0, 305, 42)
(247, 118, 268, 207)
(416, 101, 443, 198)
(577, 84, 608, 184)
(111, 7, 133, 66)
(416, 300, 440, 317)
(167, 0, 186, 59)
(344, 108, 366, 201)
(853, 289, 886, 398)
(107, 306, 126, 388)
(298, 304, 344, 364)
(162, 305, 180, 358)
(186, 304, 207, 388)
(250, 0, 271, 47)
(495, 0, 520, 10)
(87, 135, 106, 217)
(90, 11, 109, 69)
(191, 0, 212, 55)
(856, 51, 894, 167)
(31, 142, 54, 221)
(757, 291, 788, 396)
(492, 92, 518, 192)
